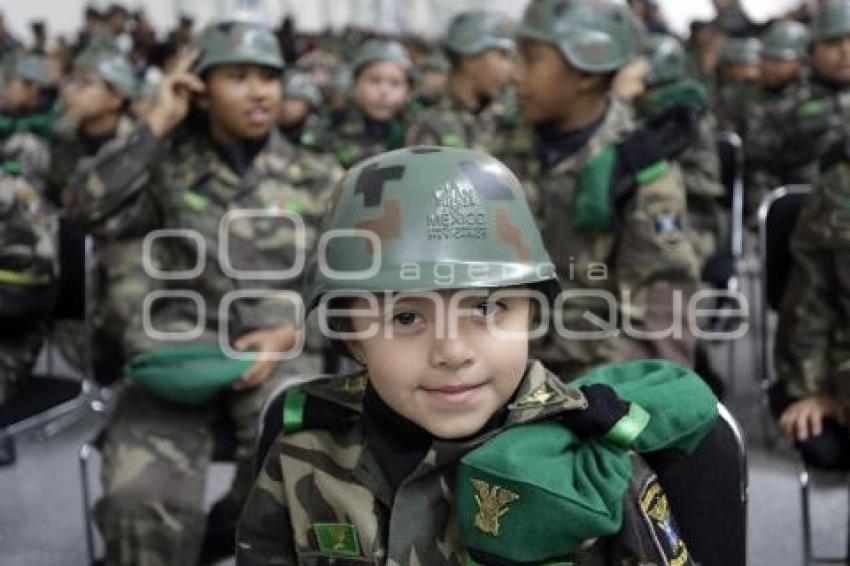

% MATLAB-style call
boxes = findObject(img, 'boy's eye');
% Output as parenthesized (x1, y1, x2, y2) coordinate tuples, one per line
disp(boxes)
(391, 311, 422, 326)
(475, 299, 506, 318)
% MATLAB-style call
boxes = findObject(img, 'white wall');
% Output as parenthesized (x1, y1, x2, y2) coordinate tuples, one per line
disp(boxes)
(0, 0, 811, 47)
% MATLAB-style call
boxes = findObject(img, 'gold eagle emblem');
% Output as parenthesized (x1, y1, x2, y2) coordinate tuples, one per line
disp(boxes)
(472, 479, 519, 536)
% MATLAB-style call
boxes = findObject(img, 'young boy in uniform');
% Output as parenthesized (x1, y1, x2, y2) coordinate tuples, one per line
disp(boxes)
(236, 146, 719, 565)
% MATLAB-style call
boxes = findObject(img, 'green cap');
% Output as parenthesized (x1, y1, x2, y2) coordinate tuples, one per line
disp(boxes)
(351, 40, 414, 81)
(11, 56, 50, 87)
(642, 34, 687, 87)
(419, 51, 451, 73)
(194, 22, 284, 75)
(720, 37, 762, 66)
(813, 0, 850, 42)
(444, 10, 515, 56)
(304, 147, 558, 312)
(516, 0, 638, 73)
(761, 20, 809, 61)
(455, 360, 718, 564)
(127, 345, 253, 405)
(74, 48, 136, 98)
(283, 71, 322, 108)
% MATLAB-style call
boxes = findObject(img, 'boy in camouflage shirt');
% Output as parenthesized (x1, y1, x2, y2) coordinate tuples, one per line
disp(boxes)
(236, 146, 718, 566)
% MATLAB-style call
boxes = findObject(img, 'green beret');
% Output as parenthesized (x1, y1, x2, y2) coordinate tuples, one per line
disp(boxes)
(127, 345, 253, 405)
(455, 360, 717, 563)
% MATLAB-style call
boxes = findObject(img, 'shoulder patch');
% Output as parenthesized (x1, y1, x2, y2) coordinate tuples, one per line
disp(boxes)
(639, 475, 690, 566)
(798, 100, 826, 118)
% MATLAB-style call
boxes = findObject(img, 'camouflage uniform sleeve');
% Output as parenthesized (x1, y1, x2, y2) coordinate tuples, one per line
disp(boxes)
(773, 169, 843, 399)
(69, 124, 166, 237)
(615, 164, 701, 368)
(404, 115, 442, 147)
(744, 108, 783, 218)
(236, 433, 298, 565)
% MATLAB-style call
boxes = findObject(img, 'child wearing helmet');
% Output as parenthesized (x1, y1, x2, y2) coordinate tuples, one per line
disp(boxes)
(236, 146, 718, 565)
(72, 21, 342, 565)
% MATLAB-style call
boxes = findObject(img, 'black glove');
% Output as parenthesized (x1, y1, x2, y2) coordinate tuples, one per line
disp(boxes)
(558, 384, 630, 440)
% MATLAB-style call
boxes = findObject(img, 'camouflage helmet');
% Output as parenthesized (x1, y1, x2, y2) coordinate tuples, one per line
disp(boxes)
(420, 51, 451, 73)
(11, 56, 50, 87)
(642, 34, 687, 87)
(73, 48, 136, 98)
(304, 147, 558, 312)
(516, 0, 638, 73)
(351, 40, 415, 81)
(812, 0, 850, 43)
(330, 65, 353, 92)
(193, 22, 284, 75)
(282, 71, 322, 108)
(444, 10, 515, 56)
(720, 37, 762, 66)
(761, 20, 809, 61)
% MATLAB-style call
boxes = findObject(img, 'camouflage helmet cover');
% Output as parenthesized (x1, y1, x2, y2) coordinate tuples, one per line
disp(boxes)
(11, 56, 50, 87)
(516, 0, 638, 73)
(720, 37, 762, 66)
(193, 22, 284, 75)
(812, 0, 850, 43)
(282, 71, 322, 108)
(304, 147, 558, 311)
(74, 48, 137, 98)
(444, 9, 516, 56)
(642, 34, 687, 87)
(760, 20, 809, 61)
(351, 40, 415, 81)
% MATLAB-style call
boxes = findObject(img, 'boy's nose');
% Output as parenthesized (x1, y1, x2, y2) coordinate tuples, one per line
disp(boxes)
(429, 334, 475, 370)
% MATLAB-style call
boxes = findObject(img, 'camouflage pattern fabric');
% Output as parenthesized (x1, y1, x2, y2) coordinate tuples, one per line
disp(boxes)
(236, 361, 692, 565)
(1, 131, 51, 196)
(310, 106, 413, 169)
(746, 77, 850, 204)
(774, 158, 850, 400)
(712, 81, 760, 138)
(404, 92, 502, 153)
(72, 121, 341, 564)
(490, 100, 700, 379)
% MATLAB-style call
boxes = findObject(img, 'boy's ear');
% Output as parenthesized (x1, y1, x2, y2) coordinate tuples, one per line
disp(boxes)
(195, 87, 210, 110)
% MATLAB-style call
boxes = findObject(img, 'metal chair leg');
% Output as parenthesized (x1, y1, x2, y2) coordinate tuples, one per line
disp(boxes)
(801, 467, 813, 566)
(79, 442, 97, 565)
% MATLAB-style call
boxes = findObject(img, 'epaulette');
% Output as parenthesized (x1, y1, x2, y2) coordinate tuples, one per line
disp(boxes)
(280, 374, 366, 434)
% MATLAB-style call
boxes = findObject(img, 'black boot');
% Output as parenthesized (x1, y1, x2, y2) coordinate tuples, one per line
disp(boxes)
(198, 499, 237, 565)
(0, 431, 16, 467)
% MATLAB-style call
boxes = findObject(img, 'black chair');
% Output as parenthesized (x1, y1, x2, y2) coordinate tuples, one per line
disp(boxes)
(252, 380, 748, 566)
(1, 218, 109, 441)
(757, 185, 850, 565)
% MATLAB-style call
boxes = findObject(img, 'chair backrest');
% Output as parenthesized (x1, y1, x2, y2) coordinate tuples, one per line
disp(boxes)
(757, 185, 811, 313)
(253, 374, 334, 477)
(716, 131, 745, 259)
(644, 403, 748, 566)
(52, 217, 90, 321)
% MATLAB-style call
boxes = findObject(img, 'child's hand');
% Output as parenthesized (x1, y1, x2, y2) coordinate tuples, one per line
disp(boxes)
(232, 325, 299, 391)
(779, 395, 847, 443)
(146, 49, 205, 137)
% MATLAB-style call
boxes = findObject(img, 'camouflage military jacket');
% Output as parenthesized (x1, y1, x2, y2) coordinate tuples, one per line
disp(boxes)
(774, 159, 850, 400)
(759, 76, 850, 190)
(712, 81, 759, 138)
(236, 361, 692, 565)
(72, 124, 341, 355)
(404, 92, 501, 153)
(743, 80, 805, 219)
(47, 115, 135, 210)
(0, 131, 51, 197)
(490, 100, 700, 378)
(312, 106, 411, 169)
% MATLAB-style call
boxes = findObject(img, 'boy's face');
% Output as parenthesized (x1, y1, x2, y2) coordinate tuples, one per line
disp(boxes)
(813, 36, 850, 85)
(201, 63, 282, 142)
(463, 48, 516, 101)
(62, 70, 123, 121)
(347, 289, 531, 439)
(720, 62, 760, 83)
(515, 40, 583, 124)
(3, 77, 38, 113)
(278, 97, 311, 128)
(354, 61, 410, 122)
(760, 58, 802, 89)
(418, 69, 448, 99)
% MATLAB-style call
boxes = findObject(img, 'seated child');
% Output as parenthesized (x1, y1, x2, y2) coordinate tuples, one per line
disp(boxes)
(236, 147, 718, 565)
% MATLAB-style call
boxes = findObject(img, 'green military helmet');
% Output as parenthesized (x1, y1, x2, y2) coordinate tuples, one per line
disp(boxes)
(330, 65, 352, 92)
(720, 37, 761, 66)
(74, 48, 136, 98)
(761, 20, 809, 61)
(444, 9, 515, 56)
(283, 71, 322, 108)
(351, 40, 415, 81)
(642, 34, 687, 87)
(419, 51, 451, 73)
(516, 0, 638, 73)
(812, 0, 850, 43)
(304, 146, 558, 312)
(11, 55, 50, 87)
(194, 21, 284, 75)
